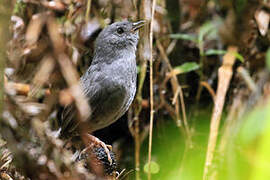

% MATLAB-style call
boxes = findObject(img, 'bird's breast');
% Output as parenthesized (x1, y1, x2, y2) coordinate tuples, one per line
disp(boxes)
(102, 55, 137, 120)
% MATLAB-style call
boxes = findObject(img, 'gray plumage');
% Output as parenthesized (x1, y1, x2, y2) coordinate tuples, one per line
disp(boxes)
(60, 21, 142, 137)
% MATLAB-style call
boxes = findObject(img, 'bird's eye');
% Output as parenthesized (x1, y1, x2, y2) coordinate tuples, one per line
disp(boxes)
(117, 27, 124, 34)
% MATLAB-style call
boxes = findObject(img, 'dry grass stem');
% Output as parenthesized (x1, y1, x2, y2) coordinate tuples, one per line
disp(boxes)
(47, 15, 90, 122)
(179, 86, 190, 144)
(200, 81, 216, 102)
(29, 54, 55, 98)
(2, 1, 269, 179)
(156, 40, 191, 140)
(131, 1, 153, 179)
(218, 94, 244, 155)
(203, 46, 238, 180)
(25, 13, 46, 46)
(237, 66, 258, 92)
(147, 0, 156, 179)
(85, 0, 92, 22)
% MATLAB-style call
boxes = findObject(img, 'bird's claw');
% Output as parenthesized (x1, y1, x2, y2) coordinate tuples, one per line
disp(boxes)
(82, 134, 113, 165)
(98, 140, 113, 165)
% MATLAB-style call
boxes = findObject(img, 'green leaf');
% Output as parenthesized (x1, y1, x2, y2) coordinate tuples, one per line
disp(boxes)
(205, 49, 227, 56)
(234, 52, 244, 63)
(172, 62, 200, 75)
(198, 22, 216, 56)
(266, 48, 270, 71)
(198, 22, 216, 44)
(144, 161, 160, 174)
(169, 33, 197, 43)
(204, 50, 244, 62)
(13, 0, 26, 15)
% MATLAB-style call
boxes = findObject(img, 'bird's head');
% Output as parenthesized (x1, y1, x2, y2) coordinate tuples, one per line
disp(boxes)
(94, 20, 145, 55)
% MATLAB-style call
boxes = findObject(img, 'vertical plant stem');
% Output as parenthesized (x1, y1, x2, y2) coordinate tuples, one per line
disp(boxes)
(85, 0, 92, 22)
(0, 1, 11, 117)
(134, 60, 147, 180)
(156, 40, 190, 140)
(179, 86, 190, 144)
(147, 0, 156, 180)
(133, 0, 152, 179)
(203, 46, 237, 180)
(0, 28, 4, 117)
(134, 115, 141, 179)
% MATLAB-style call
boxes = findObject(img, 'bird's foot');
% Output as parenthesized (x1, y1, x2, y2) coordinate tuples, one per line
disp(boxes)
(81, 134, 113, 165)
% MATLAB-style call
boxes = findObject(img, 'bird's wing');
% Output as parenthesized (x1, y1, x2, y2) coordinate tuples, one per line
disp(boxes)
(85, 76, 127, 131)
(60, 73, 126, 135)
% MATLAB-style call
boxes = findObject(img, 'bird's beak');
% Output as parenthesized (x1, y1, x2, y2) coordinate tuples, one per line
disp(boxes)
(132, 20, 146, 32)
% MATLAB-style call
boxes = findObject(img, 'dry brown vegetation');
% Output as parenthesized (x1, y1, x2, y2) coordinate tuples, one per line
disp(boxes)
(1, 0, 270, 180)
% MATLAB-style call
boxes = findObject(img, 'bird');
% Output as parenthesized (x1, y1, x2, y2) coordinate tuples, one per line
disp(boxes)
(59, 20, 145, 165)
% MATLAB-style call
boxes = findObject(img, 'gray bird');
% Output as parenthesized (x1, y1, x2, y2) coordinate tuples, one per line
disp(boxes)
(59, 20, 145, 163)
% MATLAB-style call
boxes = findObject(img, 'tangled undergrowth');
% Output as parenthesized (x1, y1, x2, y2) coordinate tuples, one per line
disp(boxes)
(1, 0, 270, 180)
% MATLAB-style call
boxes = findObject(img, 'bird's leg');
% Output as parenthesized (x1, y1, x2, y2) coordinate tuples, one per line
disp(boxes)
(81, 133, 113, 165)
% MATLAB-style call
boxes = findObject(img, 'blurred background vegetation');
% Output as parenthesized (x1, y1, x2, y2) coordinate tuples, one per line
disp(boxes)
(1, 0, 270, 179)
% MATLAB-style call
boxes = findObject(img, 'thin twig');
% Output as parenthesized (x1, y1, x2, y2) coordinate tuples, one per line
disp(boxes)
(156, 40, 191, 140)
(200, 81, 216, 102)
(179, 86, 191, 145)
(47, 15, 90, 122)
(237, 66, 258, 92)
(4, 81, 50, 96)
(203, 46, 238, 180)
(156, 41, 184, 132)
(147, 0, 156, 179)
(29, 54, 55, 98)
(132, 1, 152, 179)
(172, 87, 180, 105)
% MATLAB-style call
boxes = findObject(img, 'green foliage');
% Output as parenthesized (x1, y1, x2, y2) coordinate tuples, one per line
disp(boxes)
(204, 49, 244, 63)
(198, 22, 217, 55)
(170, 21, 218, 56)
(169, 33, 197, 43)
(198, 22, 216, 42)
(138, 109, 211, 179)
(13, 0, 26, 15)
(234, 52, 244, 63)
(234, 0, 247, 14)
(173, 62, 200, 75)
(238, 105, 268, 146)
(205, 49, 227, 56)
(250, 102, 270, 179)
(220, 99, 270, 180)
